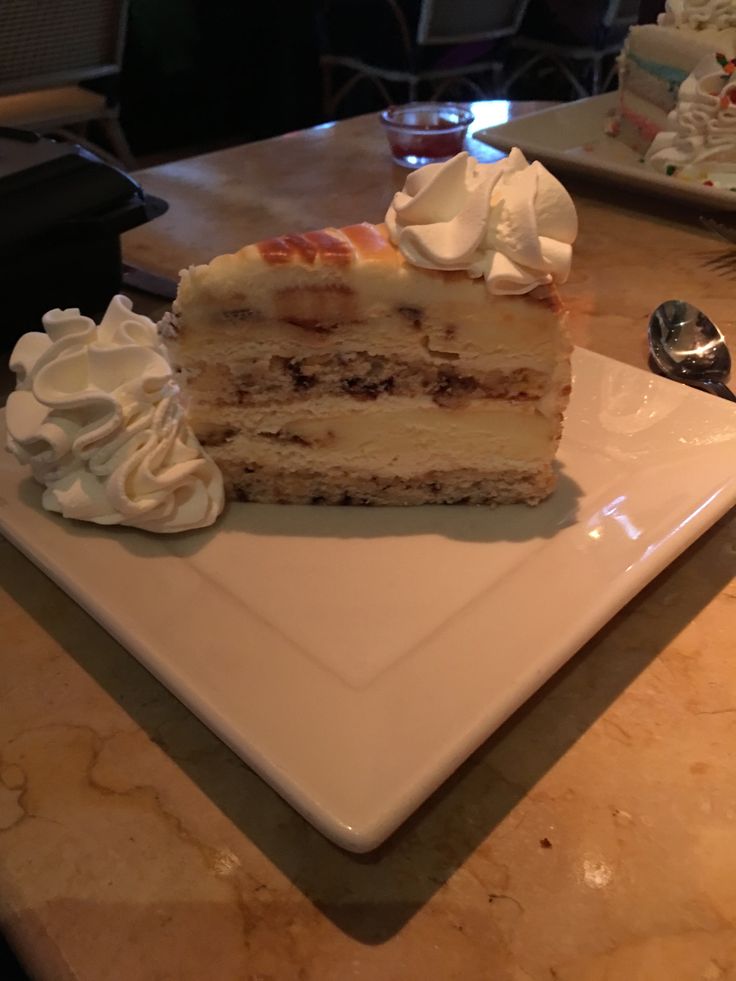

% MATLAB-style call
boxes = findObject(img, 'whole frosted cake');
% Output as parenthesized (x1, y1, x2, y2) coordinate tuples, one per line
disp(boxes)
(611, 0, 736, 185)
(166, 149, 577, 507)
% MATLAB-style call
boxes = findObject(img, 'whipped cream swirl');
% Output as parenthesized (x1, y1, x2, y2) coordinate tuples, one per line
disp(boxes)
(645, 54, 736, 185)
(659, 0, 736, 29)
(5, 295, 224, 533)
(385, 149, 577, 295)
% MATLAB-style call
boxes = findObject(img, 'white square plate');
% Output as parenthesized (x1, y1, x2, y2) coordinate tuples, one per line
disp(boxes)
(474, 93, 736, 211)
(1, 348, 735, 852)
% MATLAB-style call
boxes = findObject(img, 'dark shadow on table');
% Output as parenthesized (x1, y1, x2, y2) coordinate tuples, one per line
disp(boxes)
(2, 504, 733, 944)
(699, 249, 736, 279)
(542, 168, 736, 238)
(0, 932, 28, 981)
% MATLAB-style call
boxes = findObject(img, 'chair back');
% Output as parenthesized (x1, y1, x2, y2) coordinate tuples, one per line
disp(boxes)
(417, 0, 531, 46)
(603, 0, 640, 29)
(0, 0, 129, 96)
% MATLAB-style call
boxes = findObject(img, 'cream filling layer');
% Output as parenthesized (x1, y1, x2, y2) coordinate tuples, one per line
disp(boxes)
(620, 90, 670, 131)
(182, 252, 539, 314)
(174, 312, 566, 375)
(193, 398, 558, 476)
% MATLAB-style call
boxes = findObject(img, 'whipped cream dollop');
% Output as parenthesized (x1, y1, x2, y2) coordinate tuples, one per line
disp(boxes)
(659, 0, 736, 29)
(385, 149, 577, 295)
(645, 54, 736, 185)
(5, 295, 224, 533)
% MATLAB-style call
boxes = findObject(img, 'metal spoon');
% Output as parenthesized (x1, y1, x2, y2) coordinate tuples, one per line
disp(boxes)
(648, 299, 736, 403)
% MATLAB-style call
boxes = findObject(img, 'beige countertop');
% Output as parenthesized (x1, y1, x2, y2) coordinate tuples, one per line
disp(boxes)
(2, 103, 736, 981)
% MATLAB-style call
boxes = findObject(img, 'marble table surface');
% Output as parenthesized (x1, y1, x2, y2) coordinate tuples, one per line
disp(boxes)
(2, 102, 736, 980)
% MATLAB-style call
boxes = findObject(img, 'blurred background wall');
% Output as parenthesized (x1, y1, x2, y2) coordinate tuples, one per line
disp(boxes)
(120, 0, 322, 156)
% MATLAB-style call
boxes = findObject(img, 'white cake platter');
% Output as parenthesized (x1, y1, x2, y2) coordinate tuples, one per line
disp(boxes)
(1, 347, 736, 851)
(474, 93, 736, 211)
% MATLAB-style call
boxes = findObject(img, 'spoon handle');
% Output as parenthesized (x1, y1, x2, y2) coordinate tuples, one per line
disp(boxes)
(693, 379, 736, 403)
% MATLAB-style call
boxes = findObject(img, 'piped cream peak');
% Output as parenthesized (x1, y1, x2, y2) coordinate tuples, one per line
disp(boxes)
(385, 149, 577, 296)
(6, 295, 224, 532)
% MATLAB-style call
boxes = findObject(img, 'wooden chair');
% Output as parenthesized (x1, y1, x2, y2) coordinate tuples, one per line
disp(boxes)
(0, 0, 134, 169)
(318, 0, 531, 117)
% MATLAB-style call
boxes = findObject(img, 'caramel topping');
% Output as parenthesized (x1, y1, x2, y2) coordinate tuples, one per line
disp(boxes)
(283, 234, 319, 263)
(257, 236, 296, 264)
(303, 229, 353, 264)
(257, 229, 355, 266)
(257, 234, 317, 264)
(341, 223, 392, 258)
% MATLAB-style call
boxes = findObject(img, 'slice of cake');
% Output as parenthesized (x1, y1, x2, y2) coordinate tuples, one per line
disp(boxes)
(165, 149, 576, 506)
(645, 53, 736, 185)
(610, 2, 736, 157)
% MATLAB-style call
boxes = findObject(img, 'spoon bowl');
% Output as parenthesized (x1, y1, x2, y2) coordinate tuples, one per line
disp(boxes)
(648, 300, 736, 402)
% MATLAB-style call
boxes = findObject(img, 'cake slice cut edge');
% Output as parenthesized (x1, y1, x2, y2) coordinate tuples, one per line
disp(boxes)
(167, 223, 572, 506)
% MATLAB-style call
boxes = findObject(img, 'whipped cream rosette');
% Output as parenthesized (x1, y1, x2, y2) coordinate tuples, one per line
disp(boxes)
(385, 149, 578, 295)
(5, 295, 224, 532)
(659, 0, 736, 30)
(645, 53, 736, 185)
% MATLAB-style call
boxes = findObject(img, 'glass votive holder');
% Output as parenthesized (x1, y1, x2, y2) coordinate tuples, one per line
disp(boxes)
(379, 102, 474, 169)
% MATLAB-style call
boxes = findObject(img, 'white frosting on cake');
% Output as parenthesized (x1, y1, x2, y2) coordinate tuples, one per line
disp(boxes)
(385, 149, 577, 296)
(646, 53, 736, 183)
(5, 295, 224, 532)
(660, 0, 736, 30)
